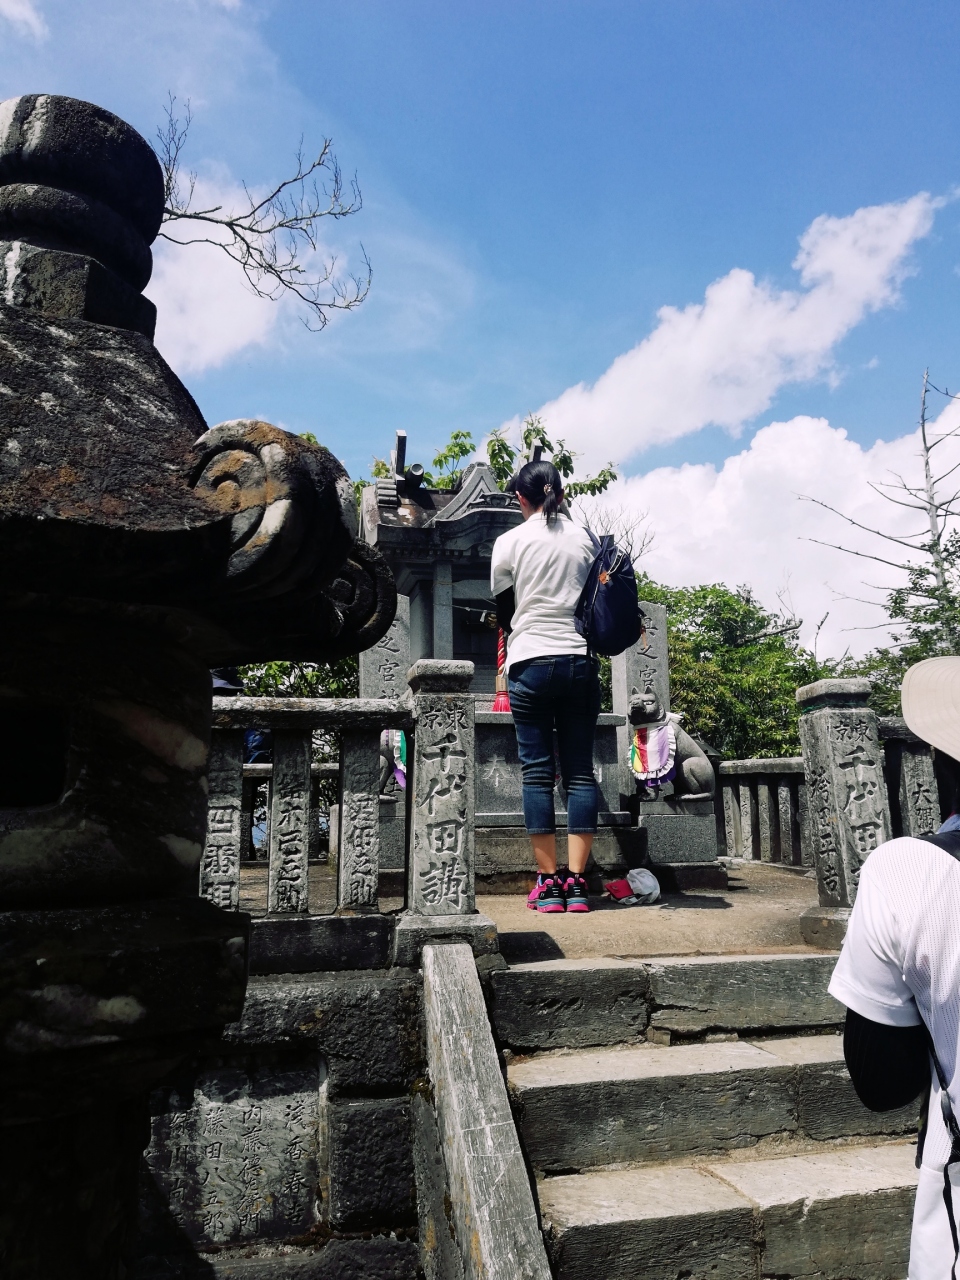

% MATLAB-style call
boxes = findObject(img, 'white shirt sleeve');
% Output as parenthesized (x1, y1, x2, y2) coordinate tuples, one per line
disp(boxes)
(828, 855, 922, 1027)
(490, 530, 515, 595)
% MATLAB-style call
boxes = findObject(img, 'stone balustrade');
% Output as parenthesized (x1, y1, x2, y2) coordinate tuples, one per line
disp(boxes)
(718, 758, 808, 866)
(207, 695, 413, 916)
(205, 663, 496, 965)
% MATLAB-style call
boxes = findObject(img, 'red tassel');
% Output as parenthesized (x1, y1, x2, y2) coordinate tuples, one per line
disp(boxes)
(492, 627, 511, 712)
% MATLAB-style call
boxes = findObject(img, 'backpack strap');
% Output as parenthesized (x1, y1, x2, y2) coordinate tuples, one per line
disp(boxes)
(583, 524, 602, 555)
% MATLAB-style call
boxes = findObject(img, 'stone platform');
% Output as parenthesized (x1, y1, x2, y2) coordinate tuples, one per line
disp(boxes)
(482, 859, 822, 962)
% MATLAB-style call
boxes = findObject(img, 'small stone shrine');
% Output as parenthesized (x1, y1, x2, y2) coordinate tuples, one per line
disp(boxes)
(0, 94, 395, 1278)
(361, 431, 518, 691)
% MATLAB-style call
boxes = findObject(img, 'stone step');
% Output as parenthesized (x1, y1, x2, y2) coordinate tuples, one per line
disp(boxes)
(508, 1034, 918, 1171)
(540, 1141, 917, 1280)
(489, 953, 844, 1051)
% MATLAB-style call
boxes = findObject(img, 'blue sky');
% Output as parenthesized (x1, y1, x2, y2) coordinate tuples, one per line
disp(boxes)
(4, 1, 960, 652)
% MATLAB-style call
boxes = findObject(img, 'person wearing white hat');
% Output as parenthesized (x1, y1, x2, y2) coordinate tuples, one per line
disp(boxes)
(829, 657, 960, 1280)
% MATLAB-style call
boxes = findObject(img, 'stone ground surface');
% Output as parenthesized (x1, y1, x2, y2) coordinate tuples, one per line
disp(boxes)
(238, 860, 823, 961)
(481, 860, 824, 961)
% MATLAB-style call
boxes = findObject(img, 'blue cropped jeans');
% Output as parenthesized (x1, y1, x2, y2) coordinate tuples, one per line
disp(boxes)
(507, 654, 601, 836)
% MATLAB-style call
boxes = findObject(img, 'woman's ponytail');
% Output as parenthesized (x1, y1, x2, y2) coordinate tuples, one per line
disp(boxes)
(512, 460, 563, 525)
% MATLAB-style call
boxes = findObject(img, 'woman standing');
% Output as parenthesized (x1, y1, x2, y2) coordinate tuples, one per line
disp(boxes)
(490, 460, 601, 913)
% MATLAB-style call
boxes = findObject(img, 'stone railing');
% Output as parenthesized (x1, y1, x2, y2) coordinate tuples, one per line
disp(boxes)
(718, 758, 808, 865)
(203, 695, 412, 915)
(239, 760, 339, 862)
(201, 660, 498, 969)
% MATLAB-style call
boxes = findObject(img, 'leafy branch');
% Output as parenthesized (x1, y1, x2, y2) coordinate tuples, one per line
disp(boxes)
(485, 414, 618, 497)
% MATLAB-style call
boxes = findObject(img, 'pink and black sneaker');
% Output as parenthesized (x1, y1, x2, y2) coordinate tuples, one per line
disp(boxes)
(560, 869, 591, 912)
(526, 874, 566, 913)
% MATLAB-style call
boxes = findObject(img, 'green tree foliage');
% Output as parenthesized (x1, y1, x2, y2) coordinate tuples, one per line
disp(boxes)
(637, 578, 836, 758)
(237, 658, 358, 699)
(486, 415, 618, 497)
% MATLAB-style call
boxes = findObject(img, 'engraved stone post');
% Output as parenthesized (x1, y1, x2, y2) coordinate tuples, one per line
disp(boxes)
(338, 730, 382, 911)
(900, 743, 941, 836)
(879, 716, 941, 838)
(359, 597, 410, 885)
(199, 729, 244, 911)
(778, 779, 797, 865)
(393, 660, 500, 965)
(409, 663, 475, 915)
(359, 594, 411, 698)
(797, 678, 892, 946)
(267, 731, 313, 914)
(433, 563, 453, 660)
(611, 601, 670, 805)
(757, 782, 775, 862)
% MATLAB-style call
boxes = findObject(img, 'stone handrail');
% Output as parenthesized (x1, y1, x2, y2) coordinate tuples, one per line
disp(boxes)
(202, 663, 481, 933)
(203, 697, 412, 916)
(212, 695, 414, 731)
(717, 758, 807, 865)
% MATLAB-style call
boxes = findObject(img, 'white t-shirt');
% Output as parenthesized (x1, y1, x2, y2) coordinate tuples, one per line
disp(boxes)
(489, 512, 595, 671)
(828, 836, 960, 1279)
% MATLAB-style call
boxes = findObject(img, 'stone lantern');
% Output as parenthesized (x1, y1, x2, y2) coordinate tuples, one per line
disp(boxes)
(0, 94, 395, 1277)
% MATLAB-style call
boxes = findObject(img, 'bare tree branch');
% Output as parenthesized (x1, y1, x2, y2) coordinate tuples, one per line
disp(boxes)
(570, 498, 654, 560)
(799, 495, 930, 549)
(804, 536, 927, 572)
(154, 94, 371, 331)
(800, 370, 960, 657)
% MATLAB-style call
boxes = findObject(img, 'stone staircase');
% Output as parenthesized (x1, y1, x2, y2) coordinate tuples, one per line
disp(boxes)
(488, 953, 921, 1280)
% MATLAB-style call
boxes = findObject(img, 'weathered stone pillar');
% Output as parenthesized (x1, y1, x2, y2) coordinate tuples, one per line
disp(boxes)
(393, 661, 499, 965)
(611, 600, 670, 805)
(359, 595, 410, 885)
(880, 716, 941, 838)
(433, 562, 454, 659)
(267, 732, 313, 914)
(338, 729, 382, 910)
(359, 593, 411, 698)
(199, 728, 244, 910)
(797, 678, 892, 947)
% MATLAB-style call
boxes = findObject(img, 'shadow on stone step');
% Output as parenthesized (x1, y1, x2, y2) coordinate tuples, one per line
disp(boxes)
(499, 931, 566, 963)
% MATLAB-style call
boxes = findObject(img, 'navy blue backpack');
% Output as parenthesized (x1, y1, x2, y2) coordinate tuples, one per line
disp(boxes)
(574, 528, 643, 657)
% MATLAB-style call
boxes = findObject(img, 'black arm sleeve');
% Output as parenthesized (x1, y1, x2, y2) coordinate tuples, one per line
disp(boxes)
(843, 1007, 929, 1111)
(496, 588, 515, 635)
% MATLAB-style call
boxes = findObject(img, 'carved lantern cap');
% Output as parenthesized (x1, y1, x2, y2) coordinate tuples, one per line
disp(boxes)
(0, 94, 164, 292)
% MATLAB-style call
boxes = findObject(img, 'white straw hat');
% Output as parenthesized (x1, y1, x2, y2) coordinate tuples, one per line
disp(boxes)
(901, 657, 960, 762)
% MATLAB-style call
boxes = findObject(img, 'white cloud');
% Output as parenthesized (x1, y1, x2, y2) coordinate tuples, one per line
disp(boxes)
(513, 194, 941, 472)
(0, 0, 47, 39)
(590, 402, 960, 659)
